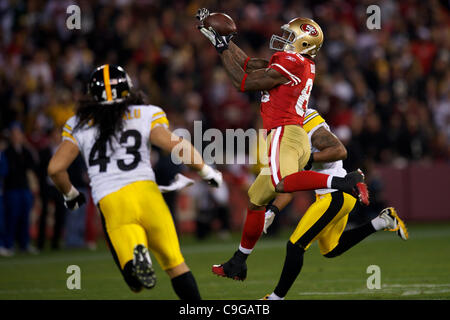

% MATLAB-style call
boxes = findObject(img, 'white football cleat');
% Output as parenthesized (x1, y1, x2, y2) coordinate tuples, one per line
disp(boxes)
(260, 293, 284, 300)
(379, 207, 409, 240)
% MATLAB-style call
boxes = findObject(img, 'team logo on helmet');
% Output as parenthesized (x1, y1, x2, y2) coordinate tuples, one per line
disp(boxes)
(300, 23, 318, 36)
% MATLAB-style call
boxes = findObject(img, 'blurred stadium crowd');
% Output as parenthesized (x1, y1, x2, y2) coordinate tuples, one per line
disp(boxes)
(0, 0, 448, 255)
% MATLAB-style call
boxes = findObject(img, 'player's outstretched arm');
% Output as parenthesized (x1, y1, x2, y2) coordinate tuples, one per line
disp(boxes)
(150, 125, 222, 187)
(272, 193, 294, 213)
(228, 41, 269, 73)
(198, 28, 280, 90)
(220, 49, 288, 91)
(195, 9, 270, 81)
(48, 140, 86, 210)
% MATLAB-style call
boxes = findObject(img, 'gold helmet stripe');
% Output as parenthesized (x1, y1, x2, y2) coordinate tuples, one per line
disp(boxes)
(103, 64, 113, 101)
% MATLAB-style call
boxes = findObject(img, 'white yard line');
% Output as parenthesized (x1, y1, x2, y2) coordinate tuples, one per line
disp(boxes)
(293, 283, 450, 297)
(0, 225, 449, 265)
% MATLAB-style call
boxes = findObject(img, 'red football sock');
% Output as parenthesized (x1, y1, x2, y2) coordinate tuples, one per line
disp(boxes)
(283, 170, 330, 192)
(239, 208, 265, 254)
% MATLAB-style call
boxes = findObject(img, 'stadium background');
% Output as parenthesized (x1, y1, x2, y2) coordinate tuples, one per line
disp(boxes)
(0, 0, 449, 300)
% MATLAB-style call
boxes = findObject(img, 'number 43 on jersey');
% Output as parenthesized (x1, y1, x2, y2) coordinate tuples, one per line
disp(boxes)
(89, 129, 142, 172)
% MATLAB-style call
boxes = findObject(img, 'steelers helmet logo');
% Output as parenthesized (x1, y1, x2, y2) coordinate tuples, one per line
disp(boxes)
(300, 23, 318, 36)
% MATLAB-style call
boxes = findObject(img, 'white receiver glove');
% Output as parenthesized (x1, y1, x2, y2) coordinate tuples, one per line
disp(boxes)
(198, 164, 223, 188)
(263, 210, 275, 234)
(158, 173, 195, 193)
(263, 205, 280, 234)
(63, 186, 86, 210)
(199, 26, 233, 53)
(196, 7, 234, 54)
(196, 8, 210, 22)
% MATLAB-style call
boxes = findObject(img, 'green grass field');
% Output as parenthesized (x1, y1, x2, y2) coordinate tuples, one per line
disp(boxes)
(1, 223, 449, 300)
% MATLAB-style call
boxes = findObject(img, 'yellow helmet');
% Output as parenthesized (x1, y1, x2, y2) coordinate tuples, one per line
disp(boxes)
(269, 17, 324, 58)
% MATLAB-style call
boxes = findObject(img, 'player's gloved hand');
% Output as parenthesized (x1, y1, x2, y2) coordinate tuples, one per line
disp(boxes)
(199, 26, 233, 54)
(196, 8, 234, 54)
(63, 186, 86, 210)
(263, 204, 280, 234)
(198, 164, 223, 188)
(158, 173, 195, 193)
(303, 153, 314, 170)
(196, 8, 210, 22)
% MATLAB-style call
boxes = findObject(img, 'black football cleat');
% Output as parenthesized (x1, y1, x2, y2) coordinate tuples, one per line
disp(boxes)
(352, 169, 370, 206)
(338, 169, 370, 206)
(212, 251, 247, 281)
(132, 244, 157, 289)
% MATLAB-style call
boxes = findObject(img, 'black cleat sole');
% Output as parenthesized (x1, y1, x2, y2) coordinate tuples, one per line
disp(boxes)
(133, 245, 157, 289)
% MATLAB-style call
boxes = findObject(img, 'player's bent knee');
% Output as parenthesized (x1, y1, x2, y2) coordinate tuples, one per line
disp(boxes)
(287, 240, 305, 255)
(323, 250, 340, 258)
(248, 201, 265, 211)
(275, 180, 285, 193)
(166, 261, 190, 279)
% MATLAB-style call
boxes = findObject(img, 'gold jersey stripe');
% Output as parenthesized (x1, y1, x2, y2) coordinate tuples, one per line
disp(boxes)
(62, 131, 78, 145)
(152, 111, 166, 119)
(303, 115, 325, 133)
(303, 113, 320, 125)
(303, 111, 318, 122)
(151, 116, 169, 129)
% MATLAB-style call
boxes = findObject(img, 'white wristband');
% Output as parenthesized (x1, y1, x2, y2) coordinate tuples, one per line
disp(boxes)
(63, 186, 79, 201)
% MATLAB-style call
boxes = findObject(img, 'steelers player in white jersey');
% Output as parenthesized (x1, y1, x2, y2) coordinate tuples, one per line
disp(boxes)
(260, 108, 408, 300)
(47, 65, 222, 300)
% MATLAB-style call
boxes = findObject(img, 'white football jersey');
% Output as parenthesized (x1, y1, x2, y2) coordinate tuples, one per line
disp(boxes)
(303, 108, 347, 195)
(62, 104, 169, 204)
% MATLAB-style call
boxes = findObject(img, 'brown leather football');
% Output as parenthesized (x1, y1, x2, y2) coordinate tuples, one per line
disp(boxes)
(203, 12, 237, 36)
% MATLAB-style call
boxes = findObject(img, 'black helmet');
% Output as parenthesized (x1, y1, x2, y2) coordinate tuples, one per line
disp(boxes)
(88, 64, 133, 104)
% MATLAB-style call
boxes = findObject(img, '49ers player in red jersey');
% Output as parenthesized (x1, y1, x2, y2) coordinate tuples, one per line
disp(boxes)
(197, 8, 369, 281)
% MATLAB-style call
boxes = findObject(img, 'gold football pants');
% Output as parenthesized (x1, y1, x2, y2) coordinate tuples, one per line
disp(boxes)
(248, 124, 310, 206)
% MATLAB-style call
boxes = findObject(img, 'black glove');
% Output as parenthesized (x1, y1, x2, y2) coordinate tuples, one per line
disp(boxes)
(199, 25, 233, 53)
(304, 153, 315, 170)
(64, 192, 86, 210)
(196, 8, 234, 54)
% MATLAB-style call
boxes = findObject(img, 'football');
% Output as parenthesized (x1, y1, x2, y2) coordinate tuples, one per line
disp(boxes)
(203, 12, 237, 36)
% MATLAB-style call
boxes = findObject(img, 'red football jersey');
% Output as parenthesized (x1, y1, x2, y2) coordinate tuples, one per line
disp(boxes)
(260, 51, 316, 131)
